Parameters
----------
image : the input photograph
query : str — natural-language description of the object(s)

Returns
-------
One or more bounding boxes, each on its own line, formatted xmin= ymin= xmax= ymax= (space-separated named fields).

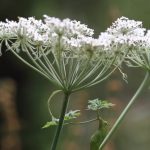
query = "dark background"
xmin=0 ymin=0 xmax=150 ymax=150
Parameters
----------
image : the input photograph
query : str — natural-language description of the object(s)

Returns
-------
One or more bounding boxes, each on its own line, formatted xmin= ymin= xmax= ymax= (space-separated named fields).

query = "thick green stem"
xmin=51 ymin=92 xmax=70 ymax=150
xmin=99 ymin=71 xmax=150 ymax=150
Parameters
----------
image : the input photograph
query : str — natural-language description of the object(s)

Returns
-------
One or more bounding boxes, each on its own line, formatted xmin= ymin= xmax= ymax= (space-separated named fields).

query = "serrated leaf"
xmin=64 ymin=110 xmax=80 ymax=121
xmin=42 ymin=117 xmax=59 ymax=128
xmin=88 ymin=99 xmax=114 ymax=111
xmin=42 ymin=110 xmax=80 ymax=129
xmin=100 ymin=100 xmax=115 ymax=108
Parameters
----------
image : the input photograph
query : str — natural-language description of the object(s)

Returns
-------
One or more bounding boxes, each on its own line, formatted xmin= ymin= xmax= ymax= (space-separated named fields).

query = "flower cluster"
xmin=0 ymin=15 xmax=149 ymax=91
xmin=104 ymin=17 xmax=150 ymax=70
xmin=106 ymin=17 xmax=146 ymax=46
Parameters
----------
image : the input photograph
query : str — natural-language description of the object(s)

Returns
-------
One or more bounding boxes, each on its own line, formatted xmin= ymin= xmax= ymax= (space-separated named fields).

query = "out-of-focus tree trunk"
xmin=0 ymin=78 xmax=22 ymax=150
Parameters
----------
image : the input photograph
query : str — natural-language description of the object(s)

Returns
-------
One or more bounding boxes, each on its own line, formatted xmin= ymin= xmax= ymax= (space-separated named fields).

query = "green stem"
xmin=99 ymin=71 xmax=150 ymax=150
xmin=51 ymin=92 xmax=71 ymax=150
xmin=64 ymin=118 xmax=97 ymax=125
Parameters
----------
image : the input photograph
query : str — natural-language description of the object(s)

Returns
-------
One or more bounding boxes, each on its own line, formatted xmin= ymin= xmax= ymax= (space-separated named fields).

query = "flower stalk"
xmin=99 ymin=71 xmax=150 ymax=150
xmin=50 ymin=92 xmax=71 ymax=150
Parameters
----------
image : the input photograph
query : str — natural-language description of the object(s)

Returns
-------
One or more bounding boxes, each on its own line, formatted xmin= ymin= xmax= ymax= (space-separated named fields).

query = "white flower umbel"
xmin=99 ymin=17 xmax=150 ymax=150
xmin=0 ymin=15 xmax=130 ymax=92
xmin=106 ymin=16 xmax=145 ymax=36
xmin=104 ymin=16 xmax=150 ymax=71
xmin=125 ymin=31 xmax=150 ymax=70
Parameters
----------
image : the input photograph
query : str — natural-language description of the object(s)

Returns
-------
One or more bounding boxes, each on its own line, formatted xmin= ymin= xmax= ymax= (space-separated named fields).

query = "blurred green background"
xmin=0 ymin=0 xmax=150 ymax=150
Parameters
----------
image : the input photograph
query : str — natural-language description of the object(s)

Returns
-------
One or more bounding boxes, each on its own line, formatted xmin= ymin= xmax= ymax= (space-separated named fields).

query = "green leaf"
xmin=42 ymin=117 xmax=59 ymax=128
xmin=64 ymin=110 xmax=80 ymax=121
xmin=88 ymin=99 xmax=114 ymax=111
xmin=42 ymin=110 xmax=80 ymax=128
xmin=42 ymin=121 xmax=57 ymax=128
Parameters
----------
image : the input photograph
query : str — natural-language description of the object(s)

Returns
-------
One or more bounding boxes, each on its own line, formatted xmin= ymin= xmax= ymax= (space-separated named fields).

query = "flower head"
xmin=1 ymin=15 xmax=146 ymax=91
xmin=107 ymin=16 xmax=145 ymax=36
xmin=43 ymin=15 xmax=94 ymax=38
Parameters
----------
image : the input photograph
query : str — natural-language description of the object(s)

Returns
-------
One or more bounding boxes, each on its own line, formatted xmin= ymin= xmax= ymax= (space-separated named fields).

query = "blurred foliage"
xmin=0 ymin=0 xmax=150 ymax=150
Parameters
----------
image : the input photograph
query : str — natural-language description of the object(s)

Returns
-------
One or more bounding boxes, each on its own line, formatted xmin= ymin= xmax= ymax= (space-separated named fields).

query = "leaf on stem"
xmin=42 ymin=110 xmax=80 ymax=128
xmin=64 ymin=110 xmax=80 ymax=121
xmin=42 ymin=117 xmax=59 ymax=128
xmin=88 ymin=98 xmax=114 ymax=111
